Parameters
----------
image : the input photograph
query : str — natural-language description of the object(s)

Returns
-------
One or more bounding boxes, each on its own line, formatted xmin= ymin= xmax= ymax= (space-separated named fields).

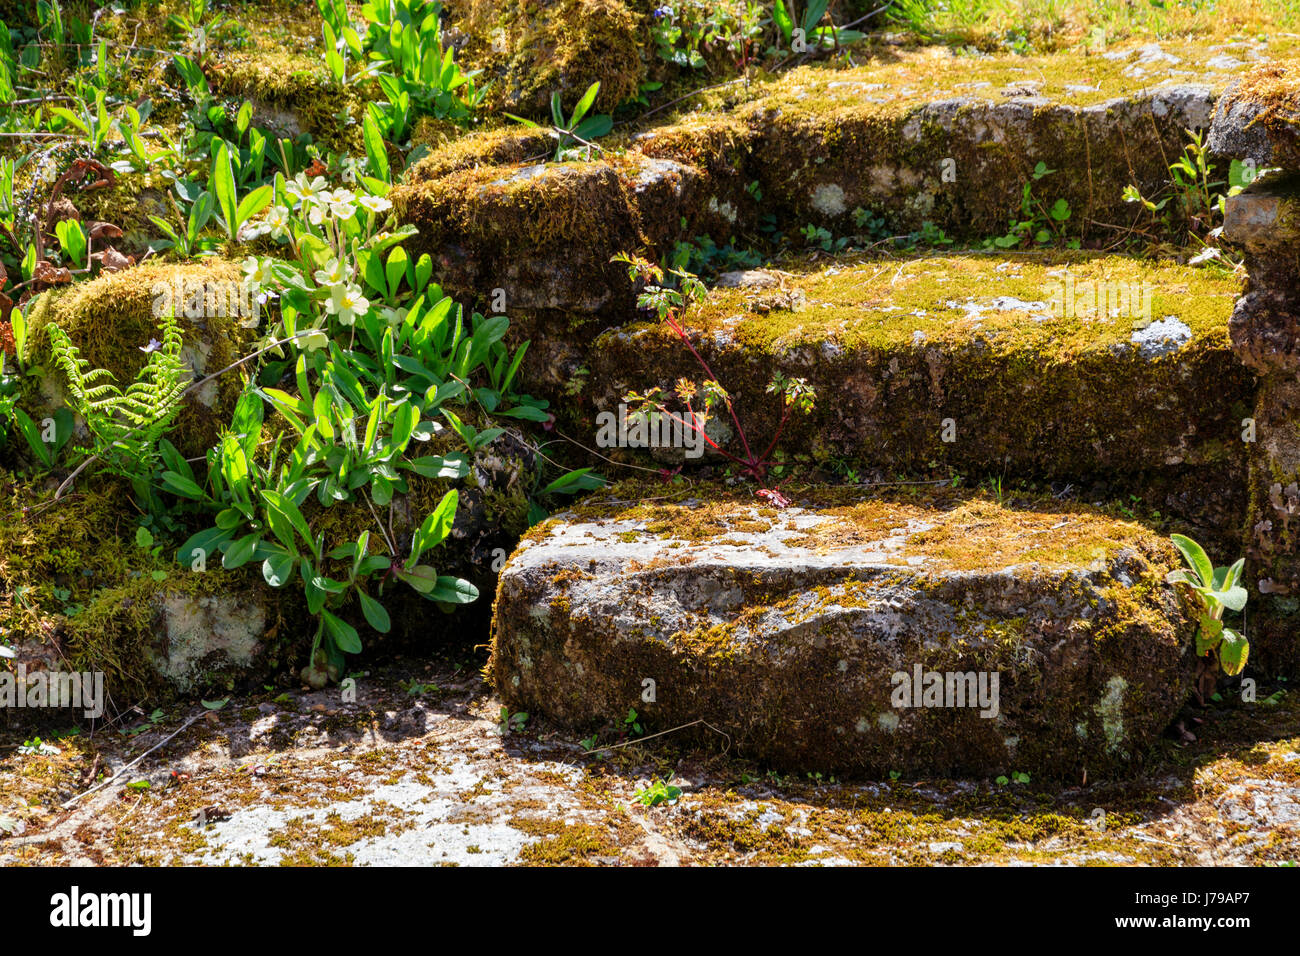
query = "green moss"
xmin=0 ymin=472 xmax=294 ymax=704
xmin=454 ymin=0 xmax=645 ymax=116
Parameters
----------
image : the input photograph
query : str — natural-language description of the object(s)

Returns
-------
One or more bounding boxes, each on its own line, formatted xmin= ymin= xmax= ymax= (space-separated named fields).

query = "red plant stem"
xmin=758 ymin=405 xmax=792 ymax=466
xmin=641 ymin=404 xmax=748 ymax=469
xmin=666 ymin=310 xmax=757 ymax=466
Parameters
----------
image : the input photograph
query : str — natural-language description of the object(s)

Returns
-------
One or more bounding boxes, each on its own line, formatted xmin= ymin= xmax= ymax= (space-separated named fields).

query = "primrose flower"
xmin=241 ymin=255 xmax=274 ymax=293
xmin=313 ymin=258 xmax=348 ymax=288
xmin=139 ymin=338 xmax=163 ymax=354
xmin=307 ymin=198 xmax=331 ymax=227
xmin=327 ymin=284 xmax=369 ymax=326
xmin=264 ymin=204 xmax=291 ymax=239
xmin=357 ymin=194 xmax=392 ymax=215
xmin=327 ymin=188 xmax=358 ymax=220
xmin=285 ymin=172 xmax=328 ymax=206
xmin=298 ymin=328 xmax=330 ymax=351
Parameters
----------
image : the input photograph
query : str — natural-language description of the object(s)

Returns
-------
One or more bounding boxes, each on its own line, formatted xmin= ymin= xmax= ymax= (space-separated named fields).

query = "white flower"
xmin=327 ymin=188 xmax=357 ymax=221
xmin=377 ymin=306 xmax=402 ymax=327
xmin=285 ymin=172 xmax=328 ymax=205
xmin=313 ymin=258 xmax=348 ymax=287
xmin=265 ymin=205 xmax=291 ymax=240
xmin=241 ymin=255 xmax=274 ymax=292
xmin=358 ymin=194 xmax=392 ymax=214
xmin=307 ymin=199 xmax=330 ymax=226
xmin=298 ymin=328 xmax=330 ymax=351
xmin=326 ymin=284 xmax=369 ymax=326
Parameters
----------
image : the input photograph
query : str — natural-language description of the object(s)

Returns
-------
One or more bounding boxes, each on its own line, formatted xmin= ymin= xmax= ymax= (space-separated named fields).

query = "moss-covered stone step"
xmin=578 ymin=253 xmax=1250 ymax=491
xmin=393 ymin=39 xmax=1291 ymax=316
xmin=490 ymin=484 xmax=1195 ymax=778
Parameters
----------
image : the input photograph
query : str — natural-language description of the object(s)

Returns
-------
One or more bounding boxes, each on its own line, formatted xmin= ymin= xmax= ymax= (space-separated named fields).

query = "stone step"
xmin=568 ymin=252 xmax=1250 ymax=540
xmin=490 ymin=484 xmax=1195 ymax=778
xmin=392 ymin=39 xmax=1292 ymax=317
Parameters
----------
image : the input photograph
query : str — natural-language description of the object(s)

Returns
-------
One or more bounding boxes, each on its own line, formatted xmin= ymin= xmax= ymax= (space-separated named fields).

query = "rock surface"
xmin=4 ymin=659 xmax=1295 ymax=866
xmin=490 ymin=487 xmax=1196 ymax=778
xmin=1215 ymin=60 xmax=1300 ymax=673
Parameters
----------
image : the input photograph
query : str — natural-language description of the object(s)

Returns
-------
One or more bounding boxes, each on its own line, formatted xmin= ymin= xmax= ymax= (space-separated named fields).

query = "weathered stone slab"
xmin=394 ymin=42 xmax=1289 ymax=316
xmin=579 ymin=254 xmax=1250 ymax=513
xmin=491 ymin=486 xmax=1195 ymax=778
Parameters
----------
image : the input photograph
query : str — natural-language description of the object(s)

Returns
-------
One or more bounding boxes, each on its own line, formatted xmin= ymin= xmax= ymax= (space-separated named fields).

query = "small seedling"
xmin=623 ymin=707 xmax=643 ymax=736
xmin=634 ymin=777 xmax=682 ymax=807
xmin=498 ymin=706 xmax=527 ymax=735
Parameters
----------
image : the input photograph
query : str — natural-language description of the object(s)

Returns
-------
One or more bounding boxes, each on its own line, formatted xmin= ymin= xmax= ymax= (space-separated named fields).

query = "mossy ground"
xmin=2 ymin=659 xmax=1293 ymax=866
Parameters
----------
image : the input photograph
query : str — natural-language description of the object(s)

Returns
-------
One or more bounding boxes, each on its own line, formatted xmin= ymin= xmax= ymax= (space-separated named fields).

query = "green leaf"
xmin=235 ymin=183 xmax=273 ymax=232
xmin=1216 ymin=586 xmax=1248 ymax=613
xmin=1170 ymin=533 xmax=1213 ymax=588
xmin=773 ymin=0 xmax=794 ymax=42
xmin=263 ymin=489 xmax=316 ymax=555
xmin=262 ymin=550 xmax=295 ymax=587
xmin=426 ymin=576 xmax=479 ymax=605
xmin=222 ymin=532 xmax=261 ymax=570
xmin=362 ymin=106 xmax=390 ymax=183
xmin=571 ymin=81 xmax=600 ymax=126
xmin=211 ymin=141 xmax=237 ymax=238
xmin=1219 ymin=629 xmax=1249 ymax=676
xmin=322 ymin=609 xmax=362 ymax=654
xmin=403 ymin=454 xmax=470 ymax=480
xmin=396 ymin=564 xmax=437 ymax=594
xmin=410 ymin=489 xmax=458 ymax=567
xmin=358 ymin=591 xmax=391 ymax=633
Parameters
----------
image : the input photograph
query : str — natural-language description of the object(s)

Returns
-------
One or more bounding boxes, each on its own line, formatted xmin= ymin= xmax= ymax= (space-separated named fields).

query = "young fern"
xmin=46 ymin=311 xmax=191 ymax=476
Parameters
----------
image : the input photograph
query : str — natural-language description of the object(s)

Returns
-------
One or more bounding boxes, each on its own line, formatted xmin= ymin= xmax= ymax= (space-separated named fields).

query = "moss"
xmin=0 ymin=472 xmax=298 ymax=705
xmin=21 ymin=260 xmax=257 ymax=459
xmin=406 ymin=126 xmax=556 ymax=182
xmin=453 ymin=0 xmax=645 ymax=116
xmin=516 ymin=821 xmax=619 ymax=864
xmin=493 ymin=479 xmax=1194 ymax=779
xmin=583 ymin=251 xmax=1250 ymax=493
xmin=1231 ymin=58 xmax=1300 ymax=137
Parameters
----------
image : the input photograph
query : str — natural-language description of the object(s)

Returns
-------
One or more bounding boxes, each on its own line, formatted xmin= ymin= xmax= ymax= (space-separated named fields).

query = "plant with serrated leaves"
xmin=611 ymin=252 xmax=816 ymax=488
xmin=1166 ymin=533 xmax=1249 ymax=681
xmin=45 ymin=311 xmax=190 ymax=482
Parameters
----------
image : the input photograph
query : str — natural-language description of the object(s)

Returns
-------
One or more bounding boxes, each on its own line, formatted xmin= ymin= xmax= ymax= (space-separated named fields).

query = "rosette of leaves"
xmin=1166 ymin=533 xmax=1249 ymax=676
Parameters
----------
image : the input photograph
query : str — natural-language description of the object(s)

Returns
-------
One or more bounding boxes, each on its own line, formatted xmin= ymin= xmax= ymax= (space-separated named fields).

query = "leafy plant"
xmin=507 ymin=82 xmax=612 ymax=161
xmin=1166 ymin=533 xmax=1249 ymax=679
xmin=773 ymin=0 xmax=864 ymax=51
xmin=46 ymin=310 xmax=190 ymax=483
xmin=634 ymin=776 xmax=682 ymax=807
xmin=1123 ymin=129 xmax=1259 ymax=244
xmin=991 ymin=161 xmax=1073 ymax=248
xmin=498 ymin=706 xmax=528 ymax=735
xmin=611 ymin=252 xmax=817 ymax=488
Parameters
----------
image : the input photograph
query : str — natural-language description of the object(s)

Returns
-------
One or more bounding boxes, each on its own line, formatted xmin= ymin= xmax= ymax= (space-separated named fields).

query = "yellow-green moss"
xmin=454 ymin=0 xmax=645 ymax=116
